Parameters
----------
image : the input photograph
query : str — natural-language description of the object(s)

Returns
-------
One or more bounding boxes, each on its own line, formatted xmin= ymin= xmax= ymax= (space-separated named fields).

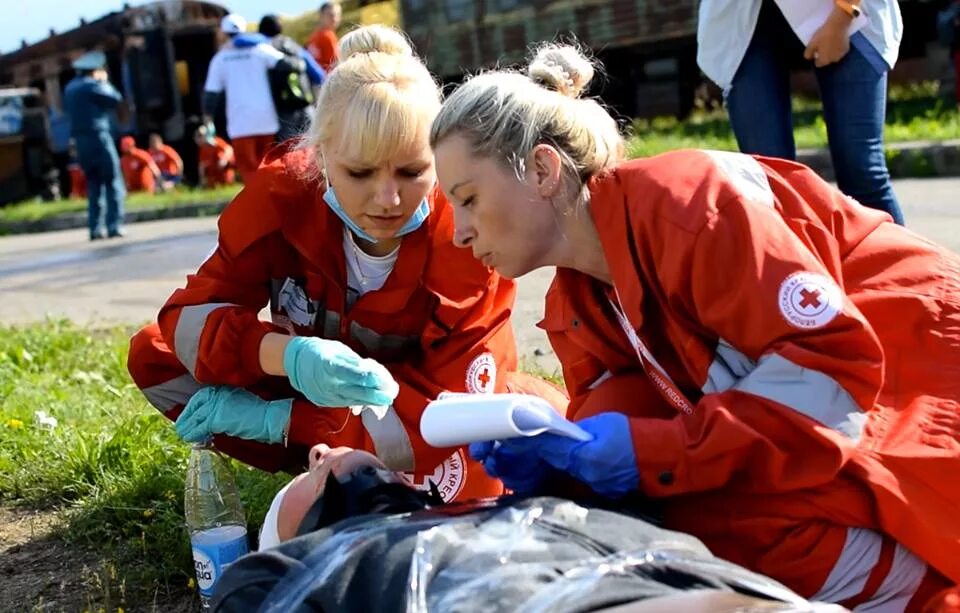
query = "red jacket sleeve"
xmin=157 ymin=172 xmax=295 ymax=386
xmin=289 ymin=249 xmax=519 ymax=473
xmin=624 ymin=155 xmax=884 ymax=498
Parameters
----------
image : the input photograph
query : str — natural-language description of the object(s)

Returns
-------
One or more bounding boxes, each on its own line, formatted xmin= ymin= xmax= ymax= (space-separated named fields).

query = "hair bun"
xmin=339 ymin=25 xmax=413 ymax=61
xmin=527 ymin=44 xmax=595 ymax=98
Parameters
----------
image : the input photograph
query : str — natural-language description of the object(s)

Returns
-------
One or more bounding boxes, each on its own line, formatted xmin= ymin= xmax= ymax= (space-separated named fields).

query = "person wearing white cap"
xmin=202 ymin=13 xmax=294 ymax=181
xmin=63 ymin=50 xmax=127 ymax=240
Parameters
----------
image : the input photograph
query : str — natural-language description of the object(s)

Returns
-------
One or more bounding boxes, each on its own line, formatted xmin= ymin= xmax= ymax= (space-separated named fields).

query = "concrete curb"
xmin=0 ymin=200 xmax=230 ymax=236
xmin=798 ymin=139 xmax=960 ymax=182
xmin=2 ymin=140 xmax=958 ymax=236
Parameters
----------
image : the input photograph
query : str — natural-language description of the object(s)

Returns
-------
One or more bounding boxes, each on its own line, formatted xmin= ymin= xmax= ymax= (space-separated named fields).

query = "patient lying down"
xmin=213 ymin=444 xmax=845 ymax=612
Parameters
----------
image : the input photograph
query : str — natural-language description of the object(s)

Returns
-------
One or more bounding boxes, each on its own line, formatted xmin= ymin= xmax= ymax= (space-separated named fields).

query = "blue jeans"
xmin=75 ymin=131 xmax=126 ymax=237
xmin=725 ymin=2 xmax=904 ymax=225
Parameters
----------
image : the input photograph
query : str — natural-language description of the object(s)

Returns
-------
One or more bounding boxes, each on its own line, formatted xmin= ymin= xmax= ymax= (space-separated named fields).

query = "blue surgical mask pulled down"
xmin=323 ymin=183 xmax=430 ymax=244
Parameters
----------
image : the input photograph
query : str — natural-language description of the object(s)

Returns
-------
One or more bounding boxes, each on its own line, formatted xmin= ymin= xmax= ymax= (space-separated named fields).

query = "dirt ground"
xmin=0 ymin=507 xmax=193 ymax=612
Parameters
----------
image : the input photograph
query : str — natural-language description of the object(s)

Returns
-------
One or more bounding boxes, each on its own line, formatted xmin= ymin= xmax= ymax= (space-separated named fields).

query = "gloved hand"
xmin=176 ymin=386 xmax=291 ymax=444
xmin=283 ymin=336 xmax=399 ymax=408
xmin=475 ymin=413 xmax=640 ymax=498
xmin=469 ymin=440 xmax=552 ymax=495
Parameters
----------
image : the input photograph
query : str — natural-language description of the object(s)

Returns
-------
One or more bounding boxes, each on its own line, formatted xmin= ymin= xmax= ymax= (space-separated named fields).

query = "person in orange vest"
xmin=119 ymin=135 xmax=162 ymax=193
xmin=148 ymin=133 xmax=183 ymax=190
xmin=430 ymin=43 xmax=960 ymax=611
xmin=66 ymin=140 xmax=87 ymax=199
xmin=67 ymin=163 xmax=87 ymax=199
xmin=306 ymin=1 xmax=341 ymax=73
xmin=126 ymin=26 xmax=567 ymax=504
xmin=194 ymin=125 xmax=236 ymax=187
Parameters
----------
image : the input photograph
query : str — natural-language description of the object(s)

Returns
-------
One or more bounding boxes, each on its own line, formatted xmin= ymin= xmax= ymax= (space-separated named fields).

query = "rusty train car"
xmin=0 ymin=1 xmax=227 ymax=148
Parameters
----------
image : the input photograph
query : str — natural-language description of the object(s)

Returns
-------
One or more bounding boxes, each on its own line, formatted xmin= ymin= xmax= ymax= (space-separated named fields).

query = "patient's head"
xmin=260 ymin=444 xmax=403 ymax=548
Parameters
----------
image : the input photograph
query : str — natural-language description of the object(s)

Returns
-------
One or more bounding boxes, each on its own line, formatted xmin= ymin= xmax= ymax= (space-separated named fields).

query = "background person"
xmin=306 ymin=1 xmax=342 ymax=73
xmin=119 ymin=135 xmax=162 ymax=193
xmin=429 ymin=43 xmax=960 ymax=610
xmin=258 ymin=14 xmax=327 ymax=143
xmin=148 ymin=133 xmax=184 ymax=189
xmin=127 ymin=26 xmax=566 ymax=503
xmin=697 ymin=0 xmax=905 ymax=225
xmin=62 ymin=50 xmax=126 ymax=240
xmin=202 ymin=13 xmax=288 ymax=181
xmin=194 ymin=125 xmax=235 ymax=187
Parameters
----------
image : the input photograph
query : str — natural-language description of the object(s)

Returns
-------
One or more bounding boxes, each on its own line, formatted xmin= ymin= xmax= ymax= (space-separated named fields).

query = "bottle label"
xmin=191 ymin=527 xmax=249 ymax=598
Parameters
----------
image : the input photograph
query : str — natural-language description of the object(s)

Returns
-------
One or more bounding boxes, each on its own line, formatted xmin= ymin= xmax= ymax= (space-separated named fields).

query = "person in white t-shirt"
xmin=202 ymin=14 xmax=292 ymax=181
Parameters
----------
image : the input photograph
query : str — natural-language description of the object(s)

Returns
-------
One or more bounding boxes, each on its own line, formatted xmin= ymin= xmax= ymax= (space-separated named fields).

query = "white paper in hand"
xmin=420 ymin=393 xmax=592 ymax=447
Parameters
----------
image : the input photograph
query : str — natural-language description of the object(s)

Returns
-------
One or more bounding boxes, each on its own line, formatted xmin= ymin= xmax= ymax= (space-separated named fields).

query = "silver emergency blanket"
xmin=252 ymin=497 xmax=842 ymax=612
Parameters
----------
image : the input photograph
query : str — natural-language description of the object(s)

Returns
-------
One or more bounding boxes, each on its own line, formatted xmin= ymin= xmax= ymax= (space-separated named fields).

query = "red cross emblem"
xmin=477 ymin=368 xmax=491 ymax=389
xmin=798 ymin=288 xmax=822 ymax=309
xmin=466 ymin=353 xmax=496 ymax=394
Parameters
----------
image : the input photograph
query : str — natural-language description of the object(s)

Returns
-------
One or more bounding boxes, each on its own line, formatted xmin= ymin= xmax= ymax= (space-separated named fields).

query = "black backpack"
xmin=269 ymin=36 xmax=315 ymax=113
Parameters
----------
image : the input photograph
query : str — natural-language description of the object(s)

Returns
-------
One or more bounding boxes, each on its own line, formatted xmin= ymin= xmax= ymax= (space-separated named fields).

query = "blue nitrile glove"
xmin=175 ymin=386 xmax=292 ymax=444
xmin=283 ymin=336 xmax=399 ymax=408
xmin=469 ymin=440 xmax=552 ymax=495
xmin=480 ymin=413 xmax=640 ymax=498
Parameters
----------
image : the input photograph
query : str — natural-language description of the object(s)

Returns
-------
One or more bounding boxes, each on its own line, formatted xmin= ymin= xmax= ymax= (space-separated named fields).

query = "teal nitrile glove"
xmin=283 ymin=336 xmax=399 ymax=408
xmin=175 ymin=386 xmax=292 ymax=444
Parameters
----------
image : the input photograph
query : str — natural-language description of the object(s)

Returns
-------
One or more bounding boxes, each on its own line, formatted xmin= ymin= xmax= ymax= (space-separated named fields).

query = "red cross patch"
xmin=465 ymin=352 xmax=496 ymax=394
xmin=778 ymin=271 xmax=842 ymax=329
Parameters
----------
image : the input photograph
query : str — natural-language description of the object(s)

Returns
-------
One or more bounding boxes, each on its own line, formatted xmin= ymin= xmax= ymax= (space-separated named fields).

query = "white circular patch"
xmin=778 ymin=271 xmax=842 ymax=329
xmin=401 ymin=450 xmax=466 ymax=502
xmin=465 ymin=352 xmax=496 ymax=394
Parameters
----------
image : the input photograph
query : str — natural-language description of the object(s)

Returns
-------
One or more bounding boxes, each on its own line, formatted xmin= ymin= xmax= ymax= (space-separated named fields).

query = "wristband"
xmin=835 ymin=0 xmax=862 ymax=19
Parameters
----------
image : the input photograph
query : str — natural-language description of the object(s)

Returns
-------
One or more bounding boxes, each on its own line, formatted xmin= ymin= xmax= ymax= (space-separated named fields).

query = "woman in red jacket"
xmin=127 ymin=26 xmax=566 ymax=503
xmin=430 ymin=43 xmax=960 ymax=609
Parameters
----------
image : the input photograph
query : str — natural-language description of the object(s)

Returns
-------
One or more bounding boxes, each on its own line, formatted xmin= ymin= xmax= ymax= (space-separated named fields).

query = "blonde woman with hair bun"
xmin=127 ymin=25 xmax=567 ymax=512
xmin=432 ymin=42 xmax=960 ymax=608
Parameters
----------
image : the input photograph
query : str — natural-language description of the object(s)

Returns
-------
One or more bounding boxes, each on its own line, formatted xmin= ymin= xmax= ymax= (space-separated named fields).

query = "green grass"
xmin=0 ymin=184 xmax=241 ymax=225
xmin=0 ymin=320 xmax=287 ymax=609
xmin=626 ymin=82 xmax=960 ymax=158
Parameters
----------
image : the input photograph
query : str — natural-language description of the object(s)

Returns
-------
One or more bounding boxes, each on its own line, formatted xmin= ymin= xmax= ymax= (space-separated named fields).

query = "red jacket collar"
xmin=587 ymin=167 xmax=646 ymax=330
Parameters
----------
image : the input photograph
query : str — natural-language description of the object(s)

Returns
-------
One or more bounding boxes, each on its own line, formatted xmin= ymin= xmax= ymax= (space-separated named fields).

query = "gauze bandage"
xmin=258 ymin=480 xmax=294 ymax=550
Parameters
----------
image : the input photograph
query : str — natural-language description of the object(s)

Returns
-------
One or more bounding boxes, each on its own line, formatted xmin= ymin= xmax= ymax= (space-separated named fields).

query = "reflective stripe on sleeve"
xmin=812 ymin=527 xmax=882 ymax=603
xmin=360 ymin=406 xmax=415 ymax=471
xmin=812 ymin=527 xmax=927 ymax=610
xmin=173 ymin=302 xmax=238 ymax=374
xmin=588 ymin=370 xmax=613 ymax=391
xmin=701 ymin=338 xmax=756 ymax=395
xmin=857 ymin=544 xmax=927 ymax=612
xmin=731 ymin=353 xmax=867 ymax=440
xmin=702 ymin=150 xmax=775 ymax=208
xmin=141 ymin=374 xmax=205 ymax=413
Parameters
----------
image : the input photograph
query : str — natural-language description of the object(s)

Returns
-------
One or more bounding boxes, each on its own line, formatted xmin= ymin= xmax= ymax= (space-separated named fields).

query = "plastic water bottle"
xmin=184 ymin=443 xmax=249 ymax=610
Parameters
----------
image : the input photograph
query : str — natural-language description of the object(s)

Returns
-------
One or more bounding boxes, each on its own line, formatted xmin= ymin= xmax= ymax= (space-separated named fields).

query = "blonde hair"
xmin=430 ymin=43 xmax=623 ymax=193
xmin=304 ymin=25 xmax=440 ymax=169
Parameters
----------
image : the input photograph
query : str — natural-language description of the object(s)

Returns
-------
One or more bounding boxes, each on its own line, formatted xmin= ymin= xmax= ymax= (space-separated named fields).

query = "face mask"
xmin=322 ymin=167 xmax=432 ymax=244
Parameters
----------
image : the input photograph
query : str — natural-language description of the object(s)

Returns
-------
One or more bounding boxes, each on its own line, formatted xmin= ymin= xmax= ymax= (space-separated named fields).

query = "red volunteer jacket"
xmin=542 ymin=150 xmax=960 ymax=598
xmin=138 ymin=147 xmax=561 ymax=502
